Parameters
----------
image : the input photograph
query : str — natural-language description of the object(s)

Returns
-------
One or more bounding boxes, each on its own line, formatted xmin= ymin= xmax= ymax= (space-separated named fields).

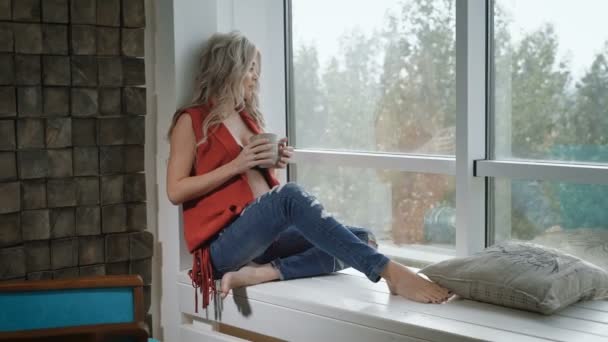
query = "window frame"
xmin=285 ymin=0 xmax=488 ymax=261
xmin=284 ymin=0 xmax=608 ymax=264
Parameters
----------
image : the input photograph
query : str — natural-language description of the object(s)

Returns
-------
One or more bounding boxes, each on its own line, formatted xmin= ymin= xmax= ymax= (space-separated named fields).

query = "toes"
xmin=428 ymin=287 xmax=445 ymax=299
xmin=440 ymin=290 xmax=452 ymax=301
xmin=416 ymin=295 xmax=429 ymax=303
xmin=419 ymin=293 xmax=434 ymax=303
xmin=430 ymin=284 xmax=451 ymax=299
xmin=425 ymin=290 xmax=446 ymax=303
xmin=428 ymin=295 xmax=442 ymax=303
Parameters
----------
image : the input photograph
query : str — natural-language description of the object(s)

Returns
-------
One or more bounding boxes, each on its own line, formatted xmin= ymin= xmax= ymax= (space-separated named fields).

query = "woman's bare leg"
xmin=381 ymin=261 xmax=451 ymax=303
xmin=221 ymin=259 xmax=452 ymax=303
xmin=220 ymin=263 xmax=280 ymax=298
xmin=219 ymin=240 xmax=379 ymax=298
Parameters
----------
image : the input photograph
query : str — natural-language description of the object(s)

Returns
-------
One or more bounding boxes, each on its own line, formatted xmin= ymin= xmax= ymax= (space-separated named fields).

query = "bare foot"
xmin=381 ymin=261 xmax=451 ymax=304
xmin=220 ymin=263 xmax=280 ymax=299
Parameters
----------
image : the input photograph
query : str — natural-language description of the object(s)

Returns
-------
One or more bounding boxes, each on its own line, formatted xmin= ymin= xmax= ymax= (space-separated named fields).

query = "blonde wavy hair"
xmin=167 ymin=31 xmax=265 ymax=144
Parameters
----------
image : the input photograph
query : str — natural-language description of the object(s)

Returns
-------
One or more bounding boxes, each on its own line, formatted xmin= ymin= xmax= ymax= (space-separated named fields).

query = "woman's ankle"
xmin=253 ymin=263 xmax=281 ymax=282
xmin=380 ymin=260 xmax=417 ymax=284
xmin=380 ymin=260 xmax=397 ymax=283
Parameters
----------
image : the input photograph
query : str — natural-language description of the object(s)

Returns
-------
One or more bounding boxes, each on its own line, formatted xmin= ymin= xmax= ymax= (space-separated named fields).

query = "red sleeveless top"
xmin=180 ymin=104 xmax=280 ymax=311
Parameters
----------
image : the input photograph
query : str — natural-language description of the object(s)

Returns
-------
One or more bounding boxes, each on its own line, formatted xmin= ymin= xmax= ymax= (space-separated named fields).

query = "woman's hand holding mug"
xmin=230 ymin=137 xmax=276 ymax=174
xmin=249 ymin=133 xmax=294 ymax=169
xmin=275 ymin=137 xmax=294 ymax=169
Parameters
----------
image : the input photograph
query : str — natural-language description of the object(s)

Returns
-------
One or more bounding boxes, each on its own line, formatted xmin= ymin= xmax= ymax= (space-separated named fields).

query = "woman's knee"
xmin=275 ymin=182 xmax=306 ymax=197
xmin=275 ymin=182 xmax=316 ymax=204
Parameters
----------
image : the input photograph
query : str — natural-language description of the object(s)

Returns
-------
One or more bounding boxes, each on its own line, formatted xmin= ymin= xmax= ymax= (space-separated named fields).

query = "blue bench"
xmin=0 ymin=275 xmax=156 ymax=342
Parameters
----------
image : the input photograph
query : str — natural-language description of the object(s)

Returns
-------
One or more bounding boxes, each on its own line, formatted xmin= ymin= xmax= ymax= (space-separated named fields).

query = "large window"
xmin=289 ymin=0 xmax=457 ymax=257
xmin=291 ymin=0 xmax=456 ymax=155
xmin=287 ymin=0 xmax=608 ymax=266
xmin=493 ymin=0 xmax=608 ymax=163
xmin=490 ymin=0 xmax=608 ymax=265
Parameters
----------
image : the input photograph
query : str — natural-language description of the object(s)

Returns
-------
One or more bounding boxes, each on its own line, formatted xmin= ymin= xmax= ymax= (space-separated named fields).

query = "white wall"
xmin=232 ymin=0 xmax=288 ymax=141
xmin=144 ymin=0 xmax=161 ymax=338
xmin=153 ymin=1 xmax=286 ymax=340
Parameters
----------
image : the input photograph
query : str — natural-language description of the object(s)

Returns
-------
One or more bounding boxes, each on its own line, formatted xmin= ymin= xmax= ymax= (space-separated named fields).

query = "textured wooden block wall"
xmin=0 ymin=0 xmax=151 ymax=327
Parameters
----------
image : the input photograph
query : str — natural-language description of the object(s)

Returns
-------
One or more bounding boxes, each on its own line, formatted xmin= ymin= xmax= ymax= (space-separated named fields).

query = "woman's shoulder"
xmin=172 ymin=104 xmax=208 ymax=139
xmin=179 ymin=103 xmax=213 ymax=127
xmin=181 ymin=103 xmax=211 ymax=117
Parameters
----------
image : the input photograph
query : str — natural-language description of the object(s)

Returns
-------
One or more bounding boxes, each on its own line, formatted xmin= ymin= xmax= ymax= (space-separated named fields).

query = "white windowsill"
xmin=176 ymin=268 xmax=608 ymax=342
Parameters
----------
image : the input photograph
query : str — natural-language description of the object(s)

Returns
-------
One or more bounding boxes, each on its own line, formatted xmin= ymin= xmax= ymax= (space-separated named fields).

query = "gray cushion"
xmin=419 ymin=241 xmax=608 ymax=314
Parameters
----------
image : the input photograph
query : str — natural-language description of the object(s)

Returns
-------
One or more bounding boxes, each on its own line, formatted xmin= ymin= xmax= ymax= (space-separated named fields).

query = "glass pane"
xmin=493 ymin=0 xmax=608 ymax=163
xmin=295 ymin=164 xmax=456 ymax=249
xmin=291 ymin=0 xmax=455 ymax=155
xmin=493 ymin=178 xmax=608 ymax=270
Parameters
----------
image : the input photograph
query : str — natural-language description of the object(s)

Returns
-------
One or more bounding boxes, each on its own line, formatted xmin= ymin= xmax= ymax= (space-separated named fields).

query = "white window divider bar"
xmin=475 ymin=159 xmax=608 ymax=185
xmin=292 ymin=149 xmax=455 ymax=175
xmin=455 ymin=0 xmax=487 ymax=256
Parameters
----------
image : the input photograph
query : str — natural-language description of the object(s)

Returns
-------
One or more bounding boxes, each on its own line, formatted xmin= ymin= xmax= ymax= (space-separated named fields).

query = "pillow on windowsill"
xmin=419 ymin=241 xmax=608 ymax=315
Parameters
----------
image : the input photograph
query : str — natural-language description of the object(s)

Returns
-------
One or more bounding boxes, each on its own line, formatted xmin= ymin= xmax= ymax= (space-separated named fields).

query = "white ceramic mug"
xmin=250 ymin=133 xmax=280 ymax=168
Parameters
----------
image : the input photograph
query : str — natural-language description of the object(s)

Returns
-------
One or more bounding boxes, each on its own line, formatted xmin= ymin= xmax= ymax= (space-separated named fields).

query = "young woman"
xmin=167 ymin=31 xmax=451 ymax=310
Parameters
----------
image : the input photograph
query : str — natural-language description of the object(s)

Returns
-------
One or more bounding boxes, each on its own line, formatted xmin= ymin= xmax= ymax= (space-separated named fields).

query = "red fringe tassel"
xmin=188 ymin=247 xmax=216 ymax=313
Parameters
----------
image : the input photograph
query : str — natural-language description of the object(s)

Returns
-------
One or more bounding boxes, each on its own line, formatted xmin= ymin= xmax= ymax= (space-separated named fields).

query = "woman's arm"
xmin=166 ymin=113 xmax=239 ymax=205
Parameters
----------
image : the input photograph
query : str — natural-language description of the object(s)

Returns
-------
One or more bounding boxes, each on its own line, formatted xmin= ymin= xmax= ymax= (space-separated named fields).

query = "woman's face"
xmin=242 ymin=54 xmax=259 ymax=103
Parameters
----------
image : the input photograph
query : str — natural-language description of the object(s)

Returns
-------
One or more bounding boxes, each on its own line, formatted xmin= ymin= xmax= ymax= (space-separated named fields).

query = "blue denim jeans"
xmin=209 ymin=182 xmax=390 ymax=282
